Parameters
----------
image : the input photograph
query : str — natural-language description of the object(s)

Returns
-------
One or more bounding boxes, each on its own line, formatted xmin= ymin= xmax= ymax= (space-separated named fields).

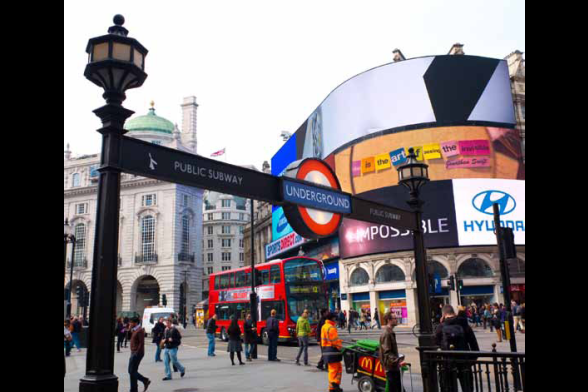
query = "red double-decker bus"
xmin=208 ymin=256 xmax=328 ymax=344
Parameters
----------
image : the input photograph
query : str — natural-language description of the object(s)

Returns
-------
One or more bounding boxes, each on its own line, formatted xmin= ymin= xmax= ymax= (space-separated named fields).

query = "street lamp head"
xmin=64 ymin=218 xmax=72 ymax=237
xmin=84 ymin=15 xmax=148 ymax=105
xmin=397 ymin=147 xmax=430 ymax=196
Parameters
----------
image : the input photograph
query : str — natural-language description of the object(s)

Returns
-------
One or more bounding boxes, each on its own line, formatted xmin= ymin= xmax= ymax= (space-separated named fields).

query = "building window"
xmin=239 ymin=239 xmax=244 ymax=248
xmin=222 ymin=199 xmax=231 ymax=208
xmin=141 ymin=215 xmax=156 ymax=260
xmin=240 ymin=253 xmax=244 ymax=262
xmin=509 ymin=258 xmax=526 ymax=278
xmin=182 ymin=195 xmax=190 ymax=207
xmin=222 ymin=239 xmax=232 ymax=248
xmin=75 ymin=203 xmax=88 ymax=215
xmin=207 ymin=239 xmax=214 ymax=249
xmin=222 ymin=252 xmax=231 ymax=262
xmin=208 ymin=213 xmax=214 ymax=221
xmin=181 ymin=215 xmax=190 ymax=255
xmin=222 ymin=266 xmax=231 ymax=271
xmin=239 ymin=226 xmax=244 ymax=234
xmin=208 ymin=267 xmax=214 ymax=275
xmin=240 ymin=213 xmax=245 ymax=221
xmin=350 ymin=268 xmax=369 ymax=286
xmin=222 ymin=226 xmax=231 ymax=234
xmin=222 ymin=212 xmax=231 ymax=220
xmin=457 ymin=258 xmax=493 ymax=278
xmin=142 ymin=194 xmax=157 ymax=207
xmin=73 ymin=223 xmax=86 ymax=266
xmin=207 ymin=226 xmax=214 ymax=235
xmin=521 ymin=105 xmax=525 ymax=120
xmin=375 ymin=265 xmax=405 ymax=283
xmin=72 ymin=173 xmax=81 ymax=188
xmin=207 ymin=253 xmax=214 ymax=262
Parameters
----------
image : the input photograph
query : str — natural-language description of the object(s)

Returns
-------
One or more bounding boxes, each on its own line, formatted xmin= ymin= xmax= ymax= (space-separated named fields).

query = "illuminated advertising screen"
xmin=271 ymin=55 xmax=525 ymax=252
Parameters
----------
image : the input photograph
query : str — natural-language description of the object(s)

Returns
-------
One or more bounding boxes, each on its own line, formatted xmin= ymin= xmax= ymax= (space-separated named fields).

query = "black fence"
xmin=423 ymin=345 xmax=525 ymax=392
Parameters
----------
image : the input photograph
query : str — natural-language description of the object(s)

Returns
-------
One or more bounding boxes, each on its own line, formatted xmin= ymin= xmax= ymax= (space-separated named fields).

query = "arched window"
xmin=74 ymin=223 xmax=86 ymax=266
xmin=412 ymin=261 xmax=449 ymax=281
xmin=72 ymin=173 xmax=80 ymax=187
xmin=509 ymin=258 xmax=525 ymax=278
xmin=458 ymin=258 xmax=493 ymax=278
xmin=181 ymin=215 xmax=190 ymax=255
xmin=376 ymin=264 xmax=405 ymax=283
xmin=141 ymin=216 xmax=156 ymax=262
xmin=350 ymin=268 xmax=369 ymax=286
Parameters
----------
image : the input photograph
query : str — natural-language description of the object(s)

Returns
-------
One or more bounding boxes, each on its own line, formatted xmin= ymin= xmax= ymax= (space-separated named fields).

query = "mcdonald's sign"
xmin=358 ymin=356 xmax=386 ymax=381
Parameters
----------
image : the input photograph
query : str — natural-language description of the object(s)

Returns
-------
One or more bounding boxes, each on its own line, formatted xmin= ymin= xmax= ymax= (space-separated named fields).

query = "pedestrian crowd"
xmin=455 ymin=301 xmax=526 ymax=343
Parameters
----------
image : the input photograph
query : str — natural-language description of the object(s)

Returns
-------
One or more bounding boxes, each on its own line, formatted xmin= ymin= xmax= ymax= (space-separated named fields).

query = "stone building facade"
xmin=64 ymin=97 xmax=204 ymax=319
xmin=506 ymin=50 xmax=525 ymax=161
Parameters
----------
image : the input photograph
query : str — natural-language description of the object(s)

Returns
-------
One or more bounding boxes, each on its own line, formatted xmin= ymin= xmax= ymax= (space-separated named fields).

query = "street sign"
xmin=282 ymin=178 xmax=351 ymax=214
xmin=119 ymin=136 xmax=416 ymax=231
xmin=350 ymin=197 xmax=417 ymax=231
xmin=120 ymin=136 xmax=281 ymax=203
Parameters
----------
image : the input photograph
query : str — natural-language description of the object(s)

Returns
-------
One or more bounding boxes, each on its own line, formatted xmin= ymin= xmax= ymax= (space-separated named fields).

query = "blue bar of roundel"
xmin=283 ymin=180 xmax=352 ymax=214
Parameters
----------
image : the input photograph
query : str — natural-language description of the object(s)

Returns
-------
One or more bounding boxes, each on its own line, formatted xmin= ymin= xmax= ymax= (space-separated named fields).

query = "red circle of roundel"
xmin=293 ymin=159 xmax=343 ymax=237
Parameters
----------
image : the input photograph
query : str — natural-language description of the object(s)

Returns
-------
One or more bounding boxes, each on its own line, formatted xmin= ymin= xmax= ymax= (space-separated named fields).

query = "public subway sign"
xmin=119 ymin=136 xmax=281 ymax=203
xmin=119 ymin=136 xmax=416 ymax=239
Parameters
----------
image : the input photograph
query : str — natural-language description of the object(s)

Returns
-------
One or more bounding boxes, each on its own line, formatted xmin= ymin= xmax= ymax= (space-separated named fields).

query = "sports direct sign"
xmin=265 ymin=231 xmax=307 ymax=259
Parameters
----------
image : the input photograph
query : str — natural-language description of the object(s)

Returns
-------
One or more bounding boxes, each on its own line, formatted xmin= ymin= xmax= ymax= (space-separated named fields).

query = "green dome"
xmin=125 ymin=105 xmax=174 ymax=135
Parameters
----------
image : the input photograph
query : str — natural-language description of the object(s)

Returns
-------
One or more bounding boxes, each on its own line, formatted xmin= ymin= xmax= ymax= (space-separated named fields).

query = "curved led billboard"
xmin=270 ymin=55 xmax=525 ymax=257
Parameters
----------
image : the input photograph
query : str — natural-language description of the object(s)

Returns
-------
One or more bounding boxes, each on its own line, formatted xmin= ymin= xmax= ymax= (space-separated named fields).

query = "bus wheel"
xmin=221 ymin=328 xmax=229 ymax=342
xmin=262 ymin=329 xmax=270 ymax=346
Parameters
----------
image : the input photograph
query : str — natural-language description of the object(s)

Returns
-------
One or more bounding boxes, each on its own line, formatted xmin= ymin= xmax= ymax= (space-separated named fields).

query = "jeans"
xmin=207 ymin=333 xmax=216 ymax=356
xmin=71 ymin=332 xmax=81 ymax=350
xmin=164 ymin=348 xmax=185 ymax=379
xmin=296 ymin=336 xmax=309 ymax=364
xmin=268 ymin=333 xmax=278 ymax=361
xmin=129 ymin=353 xmax=148 ymax=392
xmin=155 ymin=343 xmax=162 ymax=361
xmin=244 ymin=343 xmax=251 ymax=359
xmin=64 ymin=340 xmax=72 ymax=356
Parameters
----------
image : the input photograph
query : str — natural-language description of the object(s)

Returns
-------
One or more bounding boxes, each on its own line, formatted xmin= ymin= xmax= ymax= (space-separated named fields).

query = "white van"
xmin=142 ymin=307 xmax=181 ymax=336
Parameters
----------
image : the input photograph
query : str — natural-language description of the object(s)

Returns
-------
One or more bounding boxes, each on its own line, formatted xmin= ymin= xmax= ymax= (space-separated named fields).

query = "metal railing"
xmin=178 ymin=252 xmax=195 ymax=262
xmin=423 ymin=345 xmax=525 ymax=392
xmin=135 ymin=253 xmax=158 ymax=264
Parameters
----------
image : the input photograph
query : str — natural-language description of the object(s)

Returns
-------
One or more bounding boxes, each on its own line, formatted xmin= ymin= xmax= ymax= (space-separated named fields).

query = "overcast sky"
xmin=64 ymin=0 xmax=525 ymax=168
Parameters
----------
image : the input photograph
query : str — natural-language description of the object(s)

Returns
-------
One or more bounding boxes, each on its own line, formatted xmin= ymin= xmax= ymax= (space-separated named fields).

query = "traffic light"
xmin=76 ymin=285 xmax=83 ymax=299
xmin=458 ymin=279 xmax=464 ymax=292
xmin=448 ymin=276 xmax=456 ymax=291
xmin=162 ymin=294 xmax=167 ymax=307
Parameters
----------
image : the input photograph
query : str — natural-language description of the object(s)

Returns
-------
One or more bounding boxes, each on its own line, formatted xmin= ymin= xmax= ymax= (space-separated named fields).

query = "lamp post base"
xmin=79 ymin=374 xmax=118 ymax=392
xmin=416 ymin=333 xmax=439 ymax=392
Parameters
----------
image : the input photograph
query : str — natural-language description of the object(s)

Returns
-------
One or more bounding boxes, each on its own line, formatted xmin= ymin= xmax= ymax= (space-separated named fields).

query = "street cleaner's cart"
xmin=342 ymin=339 xmax=412 ymax=392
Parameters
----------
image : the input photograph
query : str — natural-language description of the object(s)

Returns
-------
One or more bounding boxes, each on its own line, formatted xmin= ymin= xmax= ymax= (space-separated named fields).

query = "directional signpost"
xmin=119 ymin=136 xmax=416 ymax=231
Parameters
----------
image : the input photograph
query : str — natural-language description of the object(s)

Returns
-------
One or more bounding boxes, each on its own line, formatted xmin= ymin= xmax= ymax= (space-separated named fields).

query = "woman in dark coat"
xmin=227 ymin=316 xmax=245 ymax=366
xmin=243 ymin=313 xmax=257 ymax=362
xmin=115 ymin=317 xmax=126 ymax=353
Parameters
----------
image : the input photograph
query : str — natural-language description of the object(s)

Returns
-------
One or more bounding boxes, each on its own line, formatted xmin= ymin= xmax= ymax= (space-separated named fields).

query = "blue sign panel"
xmin=434 ymin=273 xmax=442 ymax=294
xmin=272 ymin=206 xmax=294 ymax=240
xmin=323 ymin=262 xmax=340 ymax=281
xmin=282 ymin=179 xmax=352 ymax=214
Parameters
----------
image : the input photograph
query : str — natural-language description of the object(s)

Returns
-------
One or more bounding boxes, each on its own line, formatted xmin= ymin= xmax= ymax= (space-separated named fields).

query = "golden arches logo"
xmin=360 ymin=357 xmax=373 ymax=371
xmin=375 ymin=360 xmax=384 ymax=374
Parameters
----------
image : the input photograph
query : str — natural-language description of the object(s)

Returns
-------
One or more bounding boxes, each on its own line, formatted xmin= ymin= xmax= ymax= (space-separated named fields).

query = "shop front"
xmin=351 ymin=292 xmax=371 ymax=312
xmin=323 ymin=260 xmax=341 ymax=311
xmin=378 ymin=290 xmax=408 ymax=325
xmin=509 ymin=284 xmax=526 ymax=304
xmin=460 ymin=285 xmax=495 ymax=307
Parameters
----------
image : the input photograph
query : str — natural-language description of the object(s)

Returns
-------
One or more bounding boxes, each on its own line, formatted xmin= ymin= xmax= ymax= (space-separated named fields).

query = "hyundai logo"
xmin=472 ymin=190 xmax=516 ymax=215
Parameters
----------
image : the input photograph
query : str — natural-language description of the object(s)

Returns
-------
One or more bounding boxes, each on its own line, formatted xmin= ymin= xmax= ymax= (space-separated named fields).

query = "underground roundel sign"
xmin=282 ymin=159 xmax=348 ymax=239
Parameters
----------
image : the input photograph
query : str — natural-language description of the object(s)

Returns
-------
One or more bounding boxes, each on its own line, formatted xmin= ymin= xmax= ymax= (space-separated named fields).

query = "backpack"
xmin=440 ymin=323 xmax=467 ymax=351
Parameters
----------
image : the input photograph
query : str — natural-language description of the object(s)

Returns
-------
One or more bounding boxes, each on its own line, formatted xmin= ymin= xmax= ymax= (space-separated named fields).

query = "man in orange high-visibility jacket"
xmin=321 ymin=312 xmax=344 ymax=392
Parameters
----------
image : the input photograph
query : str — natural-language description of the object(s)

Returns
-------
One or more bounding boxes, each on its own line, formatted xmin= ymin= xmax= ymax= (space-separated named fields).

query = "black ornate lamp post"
xmin=397 ymin=148 xmax=437 ymax=392
xmin=64 ymin=219 xmax=77 ymax=319
xmin=80 ymin=15 xmax=148 ymax=392
xmin=64 ymin=219 xmax=78 ymax=319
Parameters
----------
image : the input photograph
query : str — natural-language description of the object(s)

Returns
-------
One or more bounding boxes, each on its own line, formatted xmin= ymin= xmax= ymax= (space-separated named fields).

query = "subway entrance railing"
xmin=422 ymin=345 xmax=525 ymax=392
